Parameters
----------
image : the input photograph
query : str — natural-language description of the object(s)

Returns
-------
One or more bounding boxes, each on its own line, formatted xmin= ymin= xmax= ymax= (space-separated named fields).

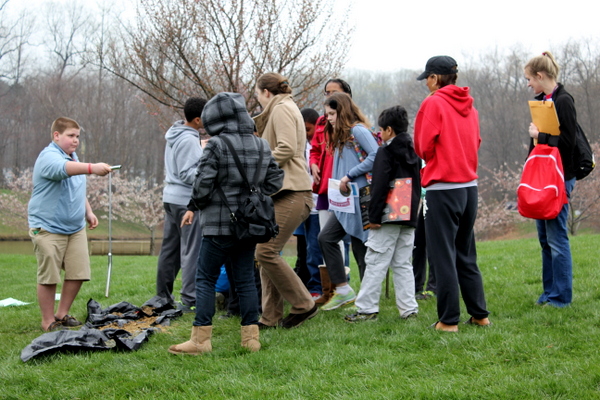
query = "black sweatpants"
xmin=424 ymin=186 xmax=489 ymax=325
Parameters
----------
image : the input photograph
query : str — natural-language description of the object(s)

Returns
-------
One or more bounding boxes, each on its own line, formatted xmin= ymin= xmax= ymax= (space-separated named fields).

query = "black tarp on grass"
xmin=21 ymin=297 xmax=182 ymax=362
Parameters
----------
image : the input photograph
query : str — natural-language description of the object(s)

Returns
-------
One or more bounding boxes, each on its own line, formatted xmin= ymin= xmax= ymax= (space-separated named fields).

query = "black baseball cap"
xmin=416 ymin=56 xmax=458 ymax=80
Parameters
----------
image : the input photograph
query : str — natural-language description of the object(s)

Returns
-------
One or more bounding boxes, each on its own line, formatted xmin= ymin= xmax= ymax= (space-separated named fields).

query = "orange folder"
xmin=529 ymin=100 xmax=560 ymax=136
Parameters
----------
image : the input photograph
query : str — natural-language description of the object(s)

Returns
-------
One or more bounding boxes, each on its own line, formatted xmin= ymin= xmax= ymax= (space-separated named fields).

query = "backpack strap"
xmin=215 ymin=136 xmax=264 ymax=221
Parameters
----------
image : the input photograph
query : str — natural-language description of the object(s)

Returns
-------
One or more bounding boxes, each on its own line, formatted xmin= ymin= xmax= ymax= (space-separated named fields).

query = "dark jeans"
xmin=425 ymin=187 xmax=488 ymax=325
xmin=318 ymin=214 xmax=367 ymax=285
xmin=413 ymin=205 xmax=436 ymax=294
xmin=294 ymin=214 xmax=323 ymax=294
xmin=194 ymin=236 xmax=258 ymax=327
xmin=225 ymin=258 xmax=262 ymax=315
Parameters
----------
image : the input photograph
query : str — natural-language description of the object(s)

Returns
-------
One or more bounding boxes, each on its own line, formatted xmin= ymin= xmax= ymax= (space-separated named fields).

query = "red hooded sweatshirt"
xmin=414 ymin=85 xmax=481 ymax=188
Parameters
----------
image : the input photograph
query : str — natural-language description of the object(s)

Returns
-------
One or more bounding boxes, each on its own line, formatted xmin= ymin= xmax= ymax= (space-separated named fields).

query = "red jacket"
xmin=309 ymin=115 xmax=333 ymax=194
xmin=414 ymin=85 xmax=480 ymax=187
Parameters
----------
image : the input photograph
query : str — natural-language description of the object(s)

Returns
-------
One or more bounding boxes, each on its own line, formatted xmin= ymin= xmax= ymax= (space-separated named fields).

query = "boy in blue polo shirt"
xmin=28 ymin=117 xmax=112 ymax=332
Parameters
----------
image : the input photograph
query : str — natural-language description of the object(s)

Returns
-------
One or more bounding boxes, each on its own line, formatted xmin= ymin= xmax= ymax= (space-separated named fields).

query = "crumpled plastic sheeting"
xmin=21 ymin=297 xmax=182 ymax=362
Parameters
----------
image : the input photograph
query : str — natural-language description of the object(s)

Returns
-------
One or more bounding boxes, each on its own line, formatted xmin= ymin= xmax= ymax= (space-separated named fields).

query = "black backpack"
xmin=215 ymin=136 xmax=279 ymax=243
xmin=574 ymin=124 xmax=595 ymax=180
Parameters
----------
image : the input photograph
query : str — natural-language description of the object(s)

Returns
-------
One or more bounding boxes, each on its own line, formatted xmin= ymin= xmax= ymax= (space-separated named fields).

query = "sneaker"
xmin=310 ymin=292 xmax=322 ymax=299
xmin=344 ymin=312 xmax=378 ymax=322
xmin=321 ymin=288 xmax=356 ymax=311
xmin=401 ymin=312 xmax=418 ymax=320
xmin=279 ymin=304 xmax=319 ymax=329
xmin=176 ymin=302 xmax=196 ymax=314
xmin=415 ymin=291 xmax=435 ymax=300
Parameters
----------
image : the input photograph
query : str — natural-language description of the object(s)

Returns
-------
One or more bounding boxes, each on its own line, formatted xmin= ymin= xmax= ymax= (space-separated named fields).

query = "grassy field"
xmin=1 ymin=235 xmax=600 ymax=399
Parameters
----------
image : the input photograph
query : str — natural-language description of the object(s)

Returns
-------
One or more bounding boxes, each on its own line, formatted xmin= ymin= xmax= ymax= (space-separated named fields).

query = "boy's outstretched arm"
xmin=66 ymin=161 xmax=112 ymax=176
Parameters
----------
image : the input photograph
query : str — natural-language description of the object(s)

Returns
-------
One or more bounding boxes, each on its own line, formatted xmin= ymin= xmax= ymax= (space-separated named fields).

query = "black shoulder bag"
xmin=215 ymin=136 xmax=279 ymax=243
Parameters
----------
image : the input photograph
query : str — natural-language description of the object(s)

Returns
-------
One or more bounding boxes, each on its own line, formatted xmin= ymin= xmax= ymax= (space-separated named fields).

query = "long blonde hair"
xmin=525 ymin=51 xmax=560 ymax=80
xmin=324 ymin=93 xmax=369 ymax=152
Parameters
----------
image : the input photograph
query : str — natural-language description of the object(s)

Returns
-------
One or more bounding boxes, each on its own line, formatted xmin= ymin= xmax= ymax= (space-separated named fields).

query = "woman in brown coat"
xmin=253 ymin=72 xmax=319 ymax=329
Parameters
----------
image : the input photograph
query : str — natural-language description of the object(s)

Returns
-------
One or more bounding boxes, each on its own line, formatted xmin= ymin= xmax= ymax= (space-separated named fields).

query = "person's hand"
xmin=339 ymin=175 xmax=351 ymax=193
xmin=310 ymin=164 xmax=321 ymax=185
xmin=181 ymin=211 xmax=194 ymax=227
xmin=529 ymin=123 xmax=540 ymax=139
xmin=92 ymin=163 xmax=112 ymax=176
xmin=370 ymin=223 xmax=381 ymax=230
xmin=86 ymin=211 xmax=99 ymax=230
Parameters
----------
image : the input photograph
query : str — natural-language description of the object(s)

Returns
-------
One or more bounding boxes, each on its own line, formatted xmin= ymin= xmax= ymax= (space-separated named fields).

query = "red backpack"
xmin=517 ymin=144 xmax=568 ymax=220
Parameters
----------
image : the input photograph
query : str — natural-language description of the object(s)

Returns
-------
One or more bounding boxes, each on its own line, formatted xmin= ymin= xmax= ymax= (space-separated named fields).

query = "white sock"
xmin=336 ymin=285 xmax=351 ymax=295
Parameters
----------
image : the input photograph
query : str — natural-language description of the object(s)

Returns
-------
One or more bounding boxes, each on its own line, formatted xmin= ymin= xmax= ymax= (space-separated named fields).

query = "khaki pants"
xmin=256 ymin=191 xmax=314 ymax=325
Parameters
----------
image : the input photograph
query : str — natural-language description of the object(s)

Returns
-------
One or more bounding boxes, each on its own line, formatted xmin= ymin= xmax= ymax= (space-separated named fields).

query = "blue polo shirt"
xmin=28 ymin=142 xmax=86 ymax=234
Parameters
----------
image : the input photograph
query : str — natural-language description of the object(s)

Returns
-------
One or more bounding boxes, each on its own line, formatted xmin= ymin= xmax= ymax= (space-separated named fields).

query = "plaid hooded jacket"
xmin=191 ymin=92 xmax=284 ymax=236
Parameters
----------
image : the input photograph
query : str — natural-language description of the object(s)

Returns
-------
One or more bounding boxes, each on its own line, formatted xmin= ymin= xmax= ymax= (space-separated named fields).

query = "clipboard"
xmin=529 ymin=101 xmax=560 ymax=136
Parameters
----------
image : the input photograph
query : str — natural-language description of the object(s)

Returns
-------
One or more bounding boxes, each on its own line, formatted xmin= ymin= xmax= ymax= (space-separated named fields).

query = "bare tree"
xmin=102 ymin=0 xmax=352 ymax=112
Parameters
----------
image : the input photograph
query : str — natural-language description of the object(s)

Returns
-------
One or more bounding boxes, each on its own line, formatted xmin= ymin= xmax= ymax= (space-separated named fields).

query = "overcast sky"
xmin=5 ymin=0 xmax=599 ymax=74
xmin=346 ymin=0 xmax=599 ymax=72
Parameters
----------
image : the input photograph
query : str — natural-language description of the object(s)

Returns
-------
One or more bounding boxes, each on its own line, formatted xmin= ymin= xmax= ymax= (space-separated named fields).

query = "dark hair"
xmin=436 ymin=74 xmax=458 ymax=88
xmin=184 ymin=97 xmax=208 ymax=122
xmin=256 ymin=72 xmax=293 ymax=95
xmin=324 ymin=78 xmax=352 ymax=97
xmin=324 ymin=92 xmax=369 ymax=152
xmin=378 ymin=106 xmax=408 ymax=134
xmin=301 ymin=108 xmax=320 ymax=125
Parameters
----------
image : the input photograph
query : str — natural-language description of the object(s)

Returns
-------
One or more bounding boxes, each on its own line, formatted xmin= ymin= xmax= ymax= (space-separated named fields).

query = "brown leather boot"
xmin=315 ymin=265 xmax=333 ymax=305
xmin=168 ymin=326 xmax=212 ymax=355
xmin=241 ymin=325 xmax=261 ymax=352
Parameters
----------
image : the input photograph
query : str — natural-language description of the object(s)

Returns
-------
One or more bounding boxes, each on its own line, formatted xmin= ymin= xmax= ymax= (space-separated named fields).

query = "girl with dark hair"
xmin=253 ymin=72 xmax=319 ymax=329
xmin=318 ymin=92 xmax=378 ymax=311
xmin=525 ymin=51 xmax=577 ymax=307
xmin=414 ymin=56 xmax=490 ymax=332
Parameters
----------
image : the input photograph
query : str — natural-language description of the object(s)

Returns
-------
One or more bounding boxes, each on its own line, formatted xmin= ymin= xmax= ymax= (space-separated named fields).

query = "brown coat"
xmin=254 ymin=94 xmax=312 ymax=193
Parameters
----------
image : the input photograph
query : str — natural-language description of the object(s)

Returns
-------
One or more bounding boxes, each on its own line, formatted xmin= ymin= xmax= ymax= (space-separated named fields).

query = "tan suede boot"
xmin=241 ymin=325 xmax=261 ymax=352
xmin=168 ymin=326 xmax=212 ymax=355
xmin=315 ymin=265 xmax=333 ymax=305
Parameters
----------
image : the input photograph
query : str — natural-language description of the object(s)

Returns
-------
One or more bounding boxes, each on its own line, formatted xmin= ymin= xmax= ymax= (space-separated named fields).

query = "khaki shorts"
xmin=29 ymin=228 xmax=91 ymax=285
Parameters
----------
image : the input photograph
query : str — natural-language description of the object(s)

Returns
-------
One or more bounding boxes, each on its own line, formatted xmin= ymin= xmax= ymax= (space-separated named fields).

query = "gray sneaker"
xmin=344 ymin=312 xmax=378 ymax=323
xmin=176 ymin=302 xmax=196 ymax=314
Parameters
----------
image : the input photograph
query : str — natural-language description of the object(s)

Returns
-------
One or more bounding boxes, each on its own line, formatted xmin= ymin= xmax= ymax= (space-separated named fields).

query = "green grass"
xmin=1 ymin=235 xmax=600 ymax=399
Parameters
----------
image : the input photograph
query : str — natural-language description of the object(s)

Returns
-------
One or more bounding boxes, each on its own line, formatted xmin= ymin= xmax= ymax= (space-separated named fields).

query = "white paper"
xmin=0 ymin=297 xmax=31 ymax=307
xmin=328 ymin=179 xmax=358 ymax=213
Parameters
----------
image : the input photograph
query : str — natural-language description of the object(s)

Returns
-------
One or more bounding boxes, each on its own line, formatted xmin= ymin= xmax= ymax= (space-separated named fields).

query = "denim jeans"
xmin=536 ymin=178 xmax=575 ymax=307
xmin=194 ymin=236 xmax=258 ymax=326
xmin=304 ymin=214 xmax=323 ymax=294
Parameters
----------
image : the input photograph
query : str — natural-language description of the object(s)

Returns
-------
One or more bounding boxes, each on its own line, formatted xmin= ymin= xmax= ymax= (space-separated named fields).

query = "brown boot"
xmin=241 ymin=325 xmax=261 ymax=352
xmin=315 ymin=265 xmax=333 ymax=305
xmin=168 ymin=326 xmax=212 ymax=355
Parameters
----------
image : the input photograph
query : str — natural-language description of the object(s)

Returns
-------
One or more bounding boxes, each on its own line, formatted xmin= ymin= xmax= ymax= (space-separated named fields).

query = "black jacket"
xmin=530 ymin=83 xmax=577 ymax=180
xmin=368 ymin=132 xmax=421 ymax=227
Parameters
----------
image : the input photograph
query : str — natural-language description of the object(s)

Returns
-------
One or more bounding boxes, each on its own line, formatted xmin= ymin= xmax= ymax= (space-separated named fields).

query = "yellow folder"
xmin=529 ymin=101 xmax=560 ymax=136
